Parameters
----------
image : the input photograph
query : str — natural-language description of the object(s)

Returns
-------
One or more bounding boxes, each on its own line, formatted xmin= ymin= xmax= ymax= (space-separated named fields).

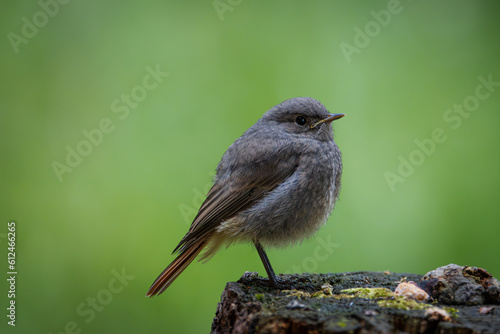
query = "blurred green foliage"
xmin=1 ymin=1 xmax=500 ymax=333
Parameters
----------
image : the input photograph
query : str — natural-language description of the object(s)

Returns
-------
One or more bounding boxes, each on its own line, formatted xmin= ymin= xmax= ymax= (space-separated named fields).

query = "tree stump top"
xmin=212 ymin=269 xmax=500 ymax=334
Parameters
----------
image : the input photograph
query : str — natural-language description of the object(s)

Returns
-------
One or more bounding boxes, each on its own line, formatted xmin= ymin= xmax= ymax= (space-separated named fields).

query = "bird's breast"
xmin=222 ymin=140 xmax=342 ymax=247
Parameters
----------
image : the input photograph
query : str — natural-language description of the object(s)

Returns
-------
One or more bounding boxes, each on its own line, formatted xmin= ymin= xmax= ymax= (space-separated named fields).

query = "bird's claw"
xmin=254 ymin=276 xmax=314 ymax=290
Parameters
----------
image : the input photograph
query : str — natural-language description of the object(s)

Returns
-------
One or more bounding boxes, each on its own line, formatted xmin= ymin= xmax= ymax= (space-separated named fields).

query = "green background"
xmin=1 ymin=1 xmax=500 ymax=333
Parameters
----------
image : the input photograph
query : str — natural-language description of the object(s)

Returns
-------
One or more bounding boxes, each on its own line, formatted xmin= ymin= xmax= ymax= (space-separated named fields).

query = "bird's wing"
xmin=173 ymin=146 xmax=300 ymax=254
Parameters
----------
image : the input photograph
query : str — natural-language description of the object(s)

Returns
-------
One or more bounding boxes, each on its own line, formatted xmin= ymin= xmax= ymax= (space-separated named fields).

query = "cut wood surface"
xmin=211 ymin=267 xmax=500 ymax=334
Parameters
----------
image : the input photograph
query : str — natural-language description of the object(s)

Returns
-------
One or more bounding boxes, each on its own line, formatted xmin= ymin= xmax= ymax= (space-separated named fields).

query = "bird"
xmin=147 ymin=97 xmax=344 ymax=297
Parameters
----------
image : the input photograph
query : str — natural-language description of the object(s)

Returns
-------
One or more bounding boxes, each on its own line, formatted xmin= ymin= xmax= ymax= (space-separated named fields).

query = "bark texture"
xmin=211 ymin=267 xmax=500 ymax=334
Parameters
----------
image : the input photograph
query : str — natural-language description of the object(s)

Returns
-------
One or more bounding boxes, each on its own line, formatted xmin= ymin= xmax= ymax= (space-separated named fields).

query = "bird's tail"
xmin=146 ymin=239 xmax=206 ymax=297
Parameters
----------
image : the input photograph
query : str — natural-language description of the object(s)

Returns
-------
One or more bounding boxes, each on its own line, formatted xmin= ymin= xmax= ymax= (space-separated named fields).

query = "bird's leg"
xmin=254 ymin=241 xmax=290 ymax=288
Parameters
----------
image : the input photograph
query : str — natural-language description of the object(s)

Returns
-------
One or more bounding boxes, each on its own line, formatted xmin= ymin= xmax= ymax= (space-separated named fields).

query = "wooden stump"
xmin=211 ymin=268 xmax=500 ymax=334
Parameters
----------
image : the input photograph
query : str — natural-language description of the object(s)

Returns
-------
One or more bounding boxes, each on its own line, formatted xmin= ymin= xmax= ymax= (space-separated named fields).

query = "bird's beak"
xmin=310 ymin=113 xmax=345 ymax=128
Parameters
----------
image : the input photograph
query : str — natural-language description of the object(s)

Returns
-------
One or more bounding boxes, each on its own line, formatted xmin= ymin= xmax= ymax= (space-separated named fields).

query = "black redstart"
xmin=147 ymin=97 xmax=344 ymax=297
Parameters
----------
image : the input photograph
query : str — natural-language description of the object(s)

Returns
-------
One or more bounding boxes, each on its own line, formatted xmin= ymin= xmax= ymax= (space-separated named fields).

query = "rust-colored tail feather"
xmin=146 ymin=240 xmax=206 ymax=297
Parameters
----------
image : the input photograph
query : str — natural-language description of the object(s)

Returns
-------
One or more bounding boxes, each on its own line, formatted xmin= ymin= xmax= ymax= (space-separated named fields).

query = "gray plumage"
xmin=147 ymin=97 xmax=344 ymax=297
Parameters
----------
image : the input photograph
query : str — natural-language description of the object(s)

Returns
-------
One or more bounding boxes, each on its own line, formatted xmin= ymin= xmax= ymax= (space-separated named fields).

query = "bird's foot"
xmin=254 ymin=276 xmax=314 ymax=290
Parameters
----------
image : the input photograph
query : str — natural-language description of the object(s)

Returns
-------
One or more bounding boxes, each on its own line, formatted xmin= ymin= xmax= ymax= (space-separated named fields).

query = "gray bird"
xmin=147 ymin=97 xmax=344 ymax=297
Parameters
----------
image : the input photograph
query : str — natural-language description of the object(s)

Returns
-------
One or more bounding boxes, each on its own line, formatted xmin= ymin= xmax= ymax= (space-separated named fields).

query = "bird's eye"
xmin=295 ymin=116 xmax=307 ymax=126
